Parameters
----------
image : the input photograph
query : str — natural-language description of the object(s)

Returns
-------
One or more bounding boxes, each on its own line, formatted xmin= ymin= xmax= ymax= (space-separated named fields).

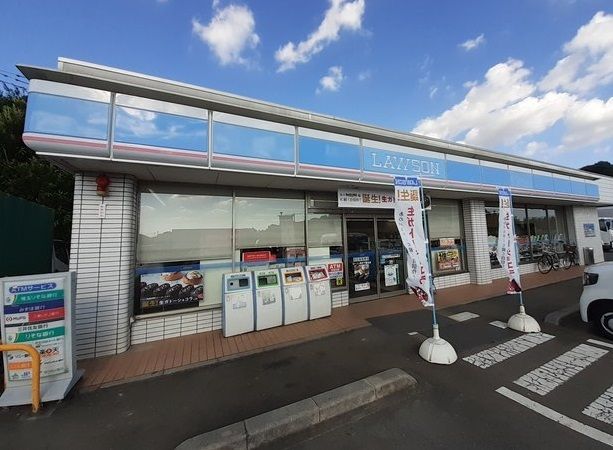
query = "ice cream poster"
xmin=137 ymin=261 xmax=204 ymax=313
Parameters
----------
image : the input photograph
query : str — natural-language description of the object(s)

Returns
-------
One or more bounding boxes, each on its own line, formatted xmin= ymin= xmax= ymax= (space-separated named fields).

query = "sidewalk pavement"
xmin=78 ymin=266 xmax=583 ymax=391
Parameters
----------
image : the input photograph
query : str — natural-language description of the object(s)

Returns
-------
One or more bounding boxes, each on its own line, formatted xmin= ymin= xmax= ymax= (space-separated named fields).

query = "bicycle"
xmin=563 ymin=243 xmax=578 ymax=267
xmin=537 ymin=245 xmax=570 ymax=274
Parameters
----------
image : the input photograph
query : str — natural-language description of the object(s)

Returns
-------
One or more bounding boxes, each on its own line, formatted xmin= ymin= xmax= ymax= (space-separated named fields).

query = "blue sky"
xmin=1 ymin=0 xmax=612 ymax=169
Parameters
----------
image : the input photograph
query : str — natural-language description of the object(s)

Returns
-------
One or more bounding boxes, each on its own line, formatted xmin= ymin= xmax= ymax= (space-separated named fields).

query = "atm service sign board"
xmin=0 ymin=271 xmax=81 ymax=407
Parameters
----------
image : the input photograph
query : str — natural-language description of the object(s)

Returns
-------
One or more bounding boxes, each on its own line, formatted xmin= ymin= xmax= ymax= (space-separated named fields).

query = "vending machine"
xmin=222 ymin=272 xmax=255 ymax=337
xmin=306 ymin=265 xmax=332 ymax=320
xmin=280 ymin=267 xmax=308 ymax=325
xmin=253 ymin=269 xmax=283 ymax=330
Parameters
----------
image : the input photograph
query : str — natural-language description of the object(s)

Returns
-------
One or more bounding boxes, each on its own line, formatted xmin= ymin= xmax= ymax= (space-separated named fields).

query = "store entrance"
xmin=346 ymin=217 xmax=406 ymax=303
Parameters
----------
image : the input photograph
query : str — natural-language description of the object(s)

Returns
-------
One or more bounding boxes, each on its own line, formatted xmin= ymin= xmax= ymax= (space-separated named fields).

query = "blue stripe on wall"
xmin=214 ymin=122 xmax=293 ymax=161
xmin=481 ymin=166 xmax=510 ymax=186
xmin=585 ymin=183 xmax=599 ymax=197
xmin=533 ymin=174 xmax=554 ymax=192
xmin=509 ymin=170 xmax=533 ymax=189
xmin=553 ymin=177 xmax=572 ymax=194
xmin=571 ymin=181 xmax=587 ymax=196
xmin=299 ymin=136 xmax=360 ymax=169
xmin=446 ymin=161 xmax=481 ymax=184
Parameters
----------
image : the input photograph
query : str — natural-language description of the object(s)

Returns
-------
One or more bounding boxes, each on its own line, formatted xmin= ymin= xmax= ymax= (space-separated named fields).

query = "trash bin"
xmin=583 ymin=247 xmax=594 ymax=266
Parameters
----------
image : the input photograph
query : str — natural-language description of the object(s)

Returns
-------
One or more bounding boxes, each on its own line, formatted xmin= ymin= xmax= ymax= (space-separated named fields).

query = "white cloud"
xmin=358 ymin=70 xmax=371 ymax=81
xmin=192 ymin=4 xmax=260 ymax=66
xmin=413 ymin=59 xmax=580 ymax=148
xmin=413 ymin=59 xmax=535 ymax=140
xmin=523 ymin=141 xmax=550 ymax=158
xmin=539 ymin=11 xmax=613 ymax=93
xmin=429 ymin=87 xmax=438 ymax=99
xmin=562 ymin=97 xmax=613 ymax=149
xmin=318 ymin=66 xmax=344 ymax=92
xmin=459 ymin=33 xmax=486 ymax=51
xmin=275 ymin=0 xmax=365 ymax=72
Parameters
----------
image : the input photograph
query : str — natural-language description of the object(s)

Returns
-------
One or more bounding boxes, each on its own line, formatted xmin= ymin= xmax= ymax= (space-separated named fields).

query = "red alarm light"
xmin=96 ymin=174 xmax=110 ymax=197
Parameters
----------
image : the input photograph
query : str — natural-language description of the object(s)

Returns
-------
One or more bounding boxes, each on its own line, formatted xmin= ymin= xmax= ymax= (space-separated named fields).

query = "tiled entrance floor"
xmin=78 ymin=266 xmax=583 ymax=390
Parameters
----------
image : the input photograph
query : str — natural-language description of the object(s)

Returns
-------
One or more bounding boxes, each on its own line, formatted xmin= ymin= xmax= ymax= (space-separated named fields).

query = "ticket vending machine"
xmin=253 ymin=269 xmax=283 ymax=330
xmin=280 ymin=267 xmax=308 ymax=325
xmin=306 ymin=265 xmax=332 ymax=320
xmin=222 ymin=272 xmax=255 ymax=337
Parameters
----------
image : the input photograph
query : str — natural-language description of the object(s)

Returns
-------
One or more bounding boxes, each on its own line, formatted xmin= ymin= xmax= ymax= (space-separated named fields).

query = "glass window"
xmin=115 ymin=106 xmax=207 ymax=152
xmin=235 ymin=195 xmax=306 ymax=270
xmin=528 ymin=208 xmax=548 ymax=257
xmin=307 ymin=213 xmax=345 ymax=289
xmin=485 ymin=206 xmax=500 ymax=267
xmin=485 ymin=204 xmax=569 ymax=268
xmin=427 ymin=199 xmax=466 ymax=276
xmin=548 ymin=208 xmax=568 ymax=246
xmin=136 ymin=188 xmax=233 ymax=314
xmin=514 ymin=207 xmax=532 ymax=263
xmin=213 ymin=122 xmax=294 ymax=162
xmin=25 ymin=92 xmax=109 ymax=140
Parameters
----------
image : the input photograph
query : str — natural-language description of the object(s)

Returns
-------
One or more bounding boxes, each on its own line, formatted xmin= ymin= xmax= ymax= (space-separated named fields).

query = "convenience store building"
xmin=18 ymin=58 xmax=613 ymax=359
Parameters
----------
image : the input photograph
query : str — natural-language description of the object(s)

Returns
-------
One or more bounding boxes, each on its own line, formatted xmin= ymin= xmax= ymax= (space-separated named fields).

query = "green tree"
xmin=0 ymin=84 xmax=74 ymax=241
xmin=580 ymin=161 xmax=613 ymax=177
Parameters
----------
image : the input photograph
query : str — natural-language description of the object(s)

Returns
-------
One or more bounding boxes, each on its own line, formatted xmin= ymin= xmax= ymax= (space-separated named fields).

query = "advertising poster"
xmin=351 ymin=253 xmax=374 ymax=292
xmin=137 ymin=261 xmax=203 ymax=313
xmin=583 ymin=223 xmax=596 ymax=237
xmin=434 ymin=248 xmax=461 ymax=272
xmin=384 ymin=264 xmax=399 ymax=287
xmin=497 ymin=188 xmax=522 ymax=294
xmin=327 ymin=260 xmax=344 ymax=286
xmin=3 ymin=277 xmax=68 ymax=381
xmin=338 ymin=189 xmax=395 ymax=209
xmin=394 ymin=176 xmax=433 ymax=306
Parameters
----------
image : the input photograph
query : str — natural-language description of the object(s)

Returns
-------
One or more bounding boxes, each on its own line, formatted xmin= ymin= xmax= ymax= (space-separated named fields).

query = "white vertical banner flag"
xmin=394 ymin=176 xmax=433 ymax=306
xmin=496 ymin=188 xmax=522 ymax=294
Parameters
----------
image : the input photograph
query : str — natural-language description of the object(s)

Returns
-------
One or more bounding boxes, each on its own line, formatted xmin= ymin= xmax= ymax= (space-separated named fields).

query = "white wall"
xmin=70 ymin=173 xmax=137 ymax=359
xmin=596 ymin=175 xmax=613 ymax=205
xmin=570 ymin=206 xmax=605 ymax=265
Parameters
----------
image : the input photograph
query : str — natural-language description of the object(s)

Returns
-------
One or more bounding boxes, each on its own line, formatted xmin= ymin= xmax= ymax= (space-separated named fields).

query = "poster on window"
xmin=496 ymin=188 xmax=522 ymax=294
xmin=327 ymin=260 xmax=345 ymax=286
xmin=384 ymin=264 xmax=399 ymax=286
xmin=433 ymin=248 xmax=461 ymax=272
xmin=352 ymin=255 xmax=371 ymax=282
xmin=137 ymin=261 xmax=203 ymax=313
xmin=394 ymin=176 xmax=433 ymax=306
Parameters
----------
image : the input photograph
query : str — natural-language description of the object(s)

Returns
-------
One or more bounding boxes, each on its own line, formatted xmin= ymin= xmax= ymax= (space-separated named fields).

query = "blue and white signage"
xmin=364 ymin=148 xmax=446 ymax=179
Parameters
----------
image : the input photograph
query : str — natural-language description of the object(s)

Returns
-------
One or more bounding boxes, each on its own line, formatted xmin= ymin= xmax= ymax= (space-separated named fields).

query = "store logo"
xmin=368 ymin=151 xmax=442 ymax=177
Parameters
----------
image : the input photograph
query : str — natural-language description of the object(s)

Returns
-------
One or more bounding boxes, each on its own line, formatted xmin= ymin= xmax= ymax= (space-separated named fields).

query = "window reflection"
xmin=137 ymin=192 xmax=232 ymax=262
xmin=235 ymin=196 xmax=306 ymax=270
xmin=115 ymin=106 xmax=207 ymax=152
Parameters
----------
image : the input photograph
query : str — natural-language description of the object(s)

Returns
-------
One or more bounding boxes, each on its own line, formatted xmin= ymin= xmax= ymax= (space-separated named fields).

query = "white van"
xmin=600 ymin=217 xmax=613 ymax=251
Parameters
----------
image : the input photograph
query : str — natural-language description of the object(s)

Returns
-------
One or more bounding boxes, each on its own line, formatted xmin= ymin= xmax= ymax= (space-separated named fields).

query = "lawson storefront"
xmin=17 ymin=58 xmax=613 ymax=360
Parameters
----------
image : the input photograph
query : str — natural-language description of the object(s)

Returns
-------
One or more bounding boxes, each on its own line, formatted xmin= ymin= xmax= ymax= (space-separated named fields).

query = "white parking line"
xmin=514 ymin=344 xmax=608 ymax=396
xmin=489 ymin=320 xmax=508 ymax=329
xmin=448 ymin=312 xmax=479 ymax=322
xmin=463 ymin=333 xmax=555 ymax=369
xmin=496 ymin=387 xmax=613 ymax=447
xmin=584 ymin=385 xmax=613 ymax=426
xmin=587 ymin=338 xmax=613 ymax=350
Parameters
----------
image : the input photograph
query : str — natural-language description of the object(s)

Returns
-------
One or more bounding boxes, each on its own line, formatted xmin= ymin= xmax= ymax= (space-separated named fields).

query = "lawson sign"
xmin=363 ymin=148 xmax=446 ymax=179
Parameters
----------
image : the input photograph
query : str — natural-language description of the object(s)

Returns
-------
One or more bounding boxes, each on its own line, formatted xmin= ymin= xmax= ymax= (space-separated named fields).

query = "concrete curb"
xmin=175 ymin=368 xmax=416 ymax=450
xmin=544 ymin=303 xmax=580 ymax=326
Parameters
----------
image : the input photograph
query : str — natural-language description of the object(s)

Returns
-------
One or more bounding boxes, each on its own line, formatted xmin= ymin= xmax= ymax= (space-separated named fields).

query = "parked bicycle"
xmin=563 ymin=243 xmax=578 ymax=267
xmin=537 ymin=244 xmax=571 ymax=274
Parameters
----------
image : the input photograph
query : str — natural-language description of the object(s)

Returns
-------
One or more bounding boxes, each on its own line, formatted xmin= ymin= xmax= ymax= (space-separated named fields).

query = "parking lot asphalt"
xmin=1 ymin=276 xmax=612 ymax=450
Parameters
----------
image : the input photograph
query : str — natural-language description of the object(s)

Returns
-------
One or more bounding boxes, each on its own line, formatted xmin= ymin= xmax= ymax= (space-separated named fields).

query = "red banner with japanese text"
xmin=496 ymin=188 xmax=522 ymax=294
xmin=394 ymin=177 xmax=433 ymax=306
